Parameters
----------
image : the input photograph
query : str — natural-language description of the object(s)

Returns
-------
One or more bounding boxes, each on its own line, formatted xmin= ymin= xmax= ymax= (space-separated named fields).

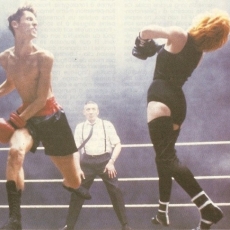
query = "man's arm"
xmin=140 ymin=25 xmax=188 ymax=54
xmin=0 ymin=79 xmax=15 ymax=97
xmin=110 ymin=142 xmax=122 ymax=163
xmin=74 ymin=123 xmax=83 ymax=149
xmin=104 ymin=142 xmax=121 ymax=179
xmin=104 ymin=121 xmax=122 ymax=178
xmin=19 ymin=51 xmax=54 ymax=121
xmin=0 ymin=51 xmax=21 ymax=143
xmin=106 ymin=121 xmax=122 ymax=161
xmin=0 ymin=51 xmax=16 ymax=97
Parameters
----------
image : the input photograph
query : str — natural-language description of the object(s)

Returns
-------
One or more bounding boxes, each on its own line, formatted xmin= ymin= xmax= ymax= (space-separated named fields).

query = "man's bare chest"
xmin=7 ymin=56 xmax=39 ymax=81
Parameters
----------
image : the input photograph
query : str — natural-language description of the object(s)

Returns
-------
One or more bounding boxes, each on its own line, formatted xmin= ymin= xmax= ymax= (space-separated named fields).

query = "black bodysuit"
xmin=146 ymin=33 xmax=223 ymax=228
xmin=147 ymin=35 xmax=202 ymax=125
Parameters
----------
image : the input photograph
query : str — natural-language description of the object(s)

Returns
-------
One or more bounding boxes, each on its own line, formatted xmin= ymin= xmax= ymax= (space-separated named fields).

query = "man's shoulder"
xmin=33 ymin=45 xmax=54 ymax=59
xmin=102 ymin=119 xmax=111 ymax=123
xmin=0 ymin=47 xmax=14 ymax=58
xmin=76 ymin=121 xmax=85 ymax=129
xmin=0 ymin=47 xmax=14 ymax=68
xmin=102 ymin=119 xmax=115 ymax=128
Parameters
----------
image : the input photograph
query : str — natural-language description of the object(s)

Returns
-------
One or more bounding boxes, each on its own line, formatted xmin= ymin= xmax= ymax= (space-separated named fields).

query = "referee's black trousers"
xmin=65 ymin=152 xmax=128 ymax=228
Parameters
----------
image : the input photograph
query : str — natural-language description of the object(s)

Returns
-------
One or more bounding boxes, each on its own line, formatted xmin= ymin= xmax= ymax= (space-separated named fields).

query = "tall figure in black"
xmin=132 ymin=9 xmax=230 ymax=230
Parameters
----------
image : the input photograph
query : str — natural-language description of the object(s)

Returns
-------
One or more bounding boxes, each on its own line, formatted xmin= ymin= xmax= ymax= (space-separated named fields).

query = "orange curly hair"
xmin=189 ymin=9 xmax=230 ymax=52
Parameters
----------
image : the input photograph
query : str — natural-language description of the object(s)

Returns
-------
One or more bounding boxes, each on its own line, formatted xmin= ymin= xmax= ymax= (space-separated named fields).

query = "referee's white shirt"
xmin=74 ymin=118 xmax=120 ymax=155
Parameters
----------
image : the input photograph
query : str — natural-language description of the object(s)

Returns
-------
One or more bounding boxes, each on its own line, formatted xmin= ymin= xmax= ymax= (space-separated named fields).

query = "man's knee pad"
xmin=148 ymin=116 xmax=179 ymax=160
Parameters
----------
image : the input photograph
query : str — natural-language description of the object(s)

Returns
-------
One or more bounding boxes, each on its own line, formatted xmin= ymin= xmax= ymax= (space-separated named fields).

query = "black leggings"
xmin=148 ymin=116 xmax=202 ymax=202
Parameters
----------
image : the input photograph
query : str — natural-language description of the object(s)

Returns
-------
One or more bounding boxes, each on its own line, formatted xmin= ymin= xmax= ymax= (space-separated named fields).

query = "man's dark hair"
xmin=8 ymin=5 xmax=36 ymax=36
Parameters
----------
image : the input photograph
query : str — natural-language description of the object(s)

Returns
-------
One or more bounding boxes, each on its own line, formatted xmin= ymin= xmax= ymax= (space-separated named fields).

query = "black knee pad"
xmin=148 ymin=116 xmax=179 ymax=161
xmin=148 ymin=116 xmax=173 ymax=141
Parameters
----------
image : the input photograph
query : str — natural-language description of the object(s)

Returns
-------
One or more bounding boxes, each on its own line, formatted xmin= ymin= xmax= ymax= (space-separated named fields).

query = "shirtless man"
xmin=0 ymin=5 xmax=90 ymax=230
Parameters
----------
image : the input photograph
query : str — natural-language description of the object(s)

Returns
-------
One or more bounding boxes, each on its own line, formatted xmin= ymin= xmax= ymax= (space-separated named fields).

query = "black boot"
xmin=151 ymin=200 xmax=169 ymax=226
xmin=0 ymin=181 xmax=22 ymax=230
xmin=192 ymin=191 xmax=223 ymax=229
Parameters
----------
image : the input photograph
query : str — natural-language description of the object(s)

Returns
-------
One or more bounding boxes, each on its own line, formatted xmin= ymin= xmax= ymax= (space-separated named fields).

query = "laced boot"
xmin=192 ymin=191 xmax=223 ymax=229
xmin=151 ymin=200 xmax=169 ymax=226
xmin=0 ymin=181 xmax=22 ymax=230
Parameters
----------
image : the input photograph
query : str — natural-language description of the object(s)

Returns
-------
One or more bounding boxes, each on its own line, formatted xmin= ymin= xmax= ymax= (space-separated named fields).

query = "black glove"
xmin=132 ymin=35 xmax=162 ymax=60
